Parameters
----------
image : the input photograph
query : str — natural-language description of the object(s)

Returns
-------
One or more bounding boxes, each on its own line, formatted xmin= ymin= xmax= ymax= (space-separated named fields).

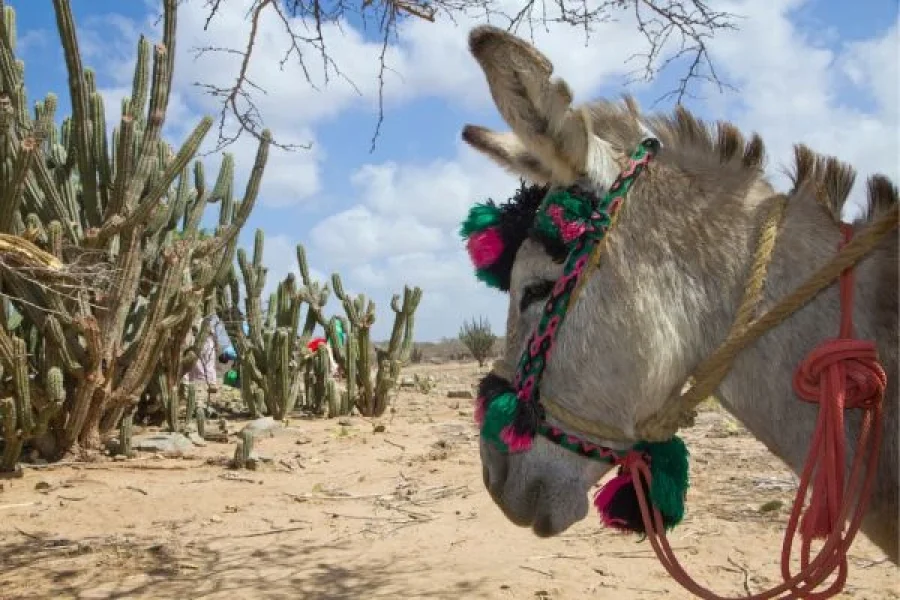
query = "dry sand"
xmin=0 ymin=362 xmax=896 ymax=599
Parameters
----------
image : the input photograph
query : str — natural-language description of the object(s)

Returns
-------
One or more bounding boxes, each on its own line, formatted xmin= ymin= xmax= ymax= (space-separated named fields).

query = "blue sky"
xmin=10 ymin=0 xmax=899 ymax=341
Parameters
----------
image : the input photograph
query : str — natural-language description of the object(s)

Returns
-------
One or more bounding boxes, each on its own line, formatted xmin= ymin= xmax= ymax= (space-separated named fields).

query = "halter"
xmin=464 ymin=138 xmax=690 ymax=531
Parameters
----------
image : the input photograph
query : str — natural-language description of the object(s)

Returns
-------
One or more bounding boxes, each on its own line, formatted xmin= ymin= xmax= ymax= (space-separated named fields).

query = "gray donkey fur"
xmin=464 ymin=25 xmax=898 ymax=563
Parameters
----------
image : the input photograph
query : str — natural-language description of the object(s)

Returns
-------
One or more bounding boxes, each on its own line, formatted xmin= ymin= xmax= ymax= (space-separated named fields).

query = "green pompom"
xmin=481 ymin=391 xmax=517 ymax=449
xmin=475 ymin=268 xmax=502 ymax=290
xmin=460 ymin=203 xmax=501 ymax=238
xmin=634 ymin=436 xmax=690 ymax=527
xmin=533 ymin=190 xmax=592 ymax=242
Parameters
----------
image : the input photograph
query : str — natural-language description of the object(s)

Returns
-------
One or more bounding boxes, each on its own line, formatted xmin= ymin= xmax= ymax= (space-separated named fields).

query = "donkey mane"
xmin=585 ymin=96 xmax=766 ymax=176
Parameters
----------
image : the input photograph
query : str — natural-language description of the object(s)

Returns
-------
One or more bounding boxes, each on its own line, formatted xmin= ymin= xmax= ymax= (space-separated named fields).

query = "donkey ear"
xmin=467 ymin=25 xmax=593 ymax=184
xmin=462 ymin=125 xmax=554 ymax=184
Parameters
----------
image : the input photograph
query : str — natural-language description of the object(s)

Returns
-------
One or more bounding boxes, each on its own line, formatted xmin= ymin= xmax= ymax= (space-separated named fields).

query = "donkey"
xmin=460 ymin=25 xmax=898 ymax=563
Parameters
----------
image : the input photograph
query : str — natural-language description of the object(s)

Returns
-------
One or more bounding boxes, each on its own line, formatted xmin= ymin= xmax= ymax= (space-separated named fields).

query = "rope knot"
xmin=793 ymin=338 xmax=886 ymax=411
xmin=616 ymin=450 xmax=647 ymax=471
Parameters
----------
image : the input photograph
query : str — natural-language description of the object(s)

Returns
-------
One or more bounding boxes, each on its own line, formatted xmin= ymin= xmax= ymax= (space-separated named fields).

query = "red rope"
xmin=630 ymin=224 xmax=886 ymax=600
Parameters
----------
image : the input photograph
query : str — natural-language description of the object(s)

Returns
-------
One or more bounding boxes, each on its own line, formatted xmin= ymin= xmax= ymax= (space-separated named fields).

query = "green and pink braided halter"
xmin=462 ymin=138 xmax=690 ymax=533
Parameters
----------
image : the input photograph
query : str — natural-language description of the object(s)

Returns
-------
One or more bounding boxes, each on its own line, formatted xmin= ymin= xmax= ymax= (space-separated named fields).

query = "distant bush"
xmin=458 ymin=316 xmax=497 ymax=367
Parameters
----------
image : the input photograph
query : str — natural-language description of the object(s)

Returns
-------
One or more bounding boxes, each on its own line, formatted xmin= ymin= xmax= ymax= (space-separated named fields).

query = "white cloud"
xmin=310 ymin=205 xmax=445 ymax=264
xmin=702 ymin=1 xmax=898 ymax=220
xmin=839 ymin=21 xmax=898 ymax=122
xmin=351 ymin=142 xmax=518 ymax=229
xmin=254 ymin=233 xmax=328 ymax=299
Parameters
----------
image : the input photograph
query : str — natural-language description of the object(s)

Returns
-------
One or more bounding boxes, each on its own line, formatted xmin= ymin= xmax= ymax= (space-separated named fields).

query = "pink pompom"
xmin=466 ymin=227 xmax=504 ymax=269
xmin=500 ymin=426 xmax=533 ymax=452
xmin=474 ymin=396 xmax=487 ymax=426
xmin=593 ymin=472 xmax=634 ymax=531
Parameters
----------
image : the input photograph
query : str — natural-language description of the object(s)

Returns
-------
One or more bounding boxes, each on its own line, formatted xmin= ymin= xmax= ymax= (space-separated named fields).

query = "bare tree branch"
xmin=195 ymin=0 xmax=740 ymax=152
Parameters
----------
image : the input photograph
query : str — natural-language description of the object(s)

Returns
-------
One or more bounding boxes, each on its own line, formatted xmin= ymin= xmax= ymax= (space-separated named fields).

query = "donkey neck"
xmin=708 ymin=191 xmax=897 ymax=559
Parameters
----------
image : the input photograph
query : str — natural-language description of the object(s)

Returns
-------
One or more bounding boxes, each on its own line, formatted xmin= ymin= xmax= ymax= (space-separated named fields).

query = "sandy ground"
xmin=0 ymin=362 xmax=896 ymax=600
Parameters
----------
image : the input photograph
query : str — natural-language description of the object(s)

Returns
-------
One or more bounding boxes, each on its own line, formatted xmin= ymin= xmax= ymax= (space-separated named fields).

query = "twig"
xmin=289 ymin=491 xmax=390 ymax=501
xmin=232 ymin=525 xmax=311 ymax=538
xmin=13 ymin=527 xmax=42 ymax=539
xmin=324 ymin=512 xmax=399 ymax=521
xmin=383 ymin=438 xmax=406 ymax=451
xmin=218 ymin=473 xmax=259 ymax=483
xmin=125 ymin=485 xmax=149 ymax=495
xmin=74 ymin=463 xmax=196 ymax=471
xmin=526 ymin=553 xmax=585 ymax=561
xmin=852 ymin=556 xmax=889 ymax=569
xmin=726 ymin=556 xmax=752 ymax=596
xmin=0 ymin=502 xmax=37 ymax=510
xmin=519 ymin=565 xmax=553 ymax=577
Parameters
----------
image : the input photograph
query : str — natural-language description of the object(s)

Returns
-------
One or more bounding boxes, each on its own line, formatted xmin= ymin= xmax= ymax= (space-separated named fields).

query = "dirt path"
xmin=0 ymin=362 xmax=895 ymax=599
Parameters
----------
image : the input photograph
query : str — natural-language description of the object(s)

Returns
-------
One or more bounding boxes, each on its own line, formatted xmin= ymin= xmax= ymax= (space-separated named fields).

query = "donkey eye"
xmin=519 ymin=280 xmax=554 ymax=312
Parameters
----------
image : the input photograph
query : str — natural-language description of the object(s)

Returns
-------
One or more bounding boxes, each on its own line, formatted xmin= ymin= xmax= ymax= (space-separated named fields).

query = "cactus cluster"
xmin=217 ymin=230 xmax=342 ymax=419
xmin=0 ymin=0 xmax=268 ymax=467
xmin=332 ymin=274 xmax=422 ymax=417
xmin=219 ymin=230 xmax=423 ymax=420
xmin=0 ymin=0 xmax=424 ymax=470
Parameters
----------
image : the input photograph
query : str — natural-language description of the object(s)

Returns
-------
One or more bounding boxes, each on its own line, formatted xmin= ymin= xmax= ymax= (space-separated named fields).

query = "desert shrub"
xmin=458 ymin=316 xmax=497 ymax=367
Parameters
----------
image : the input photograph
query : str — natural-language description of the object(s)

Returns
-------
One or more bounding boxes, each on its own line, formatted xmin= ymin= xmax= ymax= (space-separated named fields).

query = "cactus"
xmin=231 ymin=429 xmax=255 ymax=469
xmin=217 ymin=235 xmax=337 ymax=420
xmin=183 ymin=383 xmax=196 ymax=432
xmin=195 ymin=401 xmax=206 ymax=439
xmin=302 ymin=343 xmax=340 ymax=416
xmin=119 ymin=409 xmax=133 ymax=457
xmin=332 ymin=274 xmax=422 ymax=417
xmin=0 ymin=328 xmax=64 ymax=470
xmin=0 ymin=0 xmax=269 ymax=467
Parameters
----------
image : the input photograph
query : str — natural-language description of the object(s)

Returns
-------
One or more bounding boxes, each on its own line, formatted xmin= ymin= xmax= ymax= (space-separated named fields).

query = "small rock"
xmin=372 ymin=424 xmax=386 ymax=433
xmin=758 ymin=499 xmax=784 ymax=513
xmin=34 ymin=481 xmax=51 ymax=491
xmin=187 ymin=432 xmax=207 ymax=447
xmin=241 ymin=417 xmax=281 ymax=436
xmin=210 ymin=515 xmax=223 ymax=523
xmin=399 ymin=377 xmax=415 ymax=388
xmin=249 ymin=453 xmax=273 ymax=464
xmin=447 ymin=390 xmax=473 ymax=399
xmin=132 ymin=433 xmax=196 ymax=457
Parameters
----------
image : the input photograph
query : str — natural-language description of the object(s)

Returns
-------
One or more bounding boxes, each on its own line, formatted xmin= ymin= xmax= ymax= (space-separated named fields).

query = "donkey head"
xmin=460 ymin=25 xmax=774 ymax=536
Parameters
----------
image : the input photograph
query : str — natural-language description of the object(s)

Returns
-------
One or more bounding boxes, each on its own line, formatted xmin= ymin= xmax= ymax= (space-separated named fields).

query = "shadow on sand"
xmin=0 ymin=529 xmax=489 ymax=599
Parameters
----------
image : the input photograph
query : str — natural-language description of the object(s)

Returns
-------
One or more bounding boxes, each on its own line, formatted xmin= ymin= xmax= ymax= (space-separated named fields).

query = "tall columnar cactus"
xmin=217 ymin=234 xmax=338 ymax=419
xmin=0 ymin=0 xmax=269 ymax=466
xmin=303 ymin=343 xmax=339 ymax=416
xmin=332 ymin=274 xmax=422 ymax=417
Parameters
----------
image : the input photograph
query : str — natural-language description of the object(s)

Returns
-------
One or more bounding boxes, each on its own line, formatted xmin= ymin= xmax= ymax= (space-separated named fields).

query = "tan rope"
xmin=638 ymin=203 xmax=899 ymax=441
